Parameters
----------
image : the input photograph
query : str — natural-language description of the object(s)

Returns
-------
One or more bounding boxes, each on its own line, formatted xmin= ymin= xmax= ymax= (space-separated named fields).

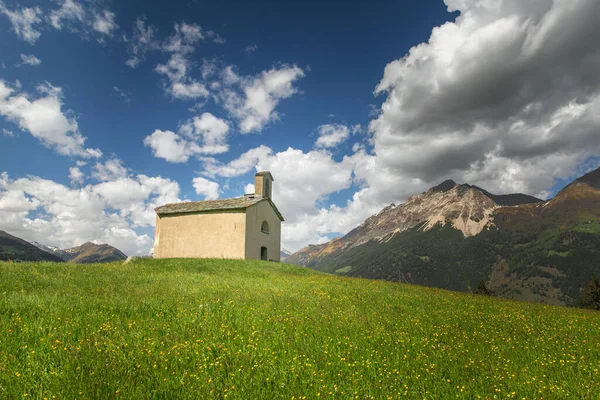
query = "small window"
xmin=261 ymin=221 xmax=269 ymax=234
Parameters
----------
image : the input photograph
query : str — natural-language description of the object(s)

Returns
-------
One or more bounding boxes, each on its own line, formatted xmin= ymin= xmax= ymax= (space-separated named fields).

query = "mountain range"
xmin=287 ymin=167 xmax=600 ymax=306
xmin=32 ymin=241 xmax=127 ymax=263
xmin=0 ymin=231 xmax=126 ymax=263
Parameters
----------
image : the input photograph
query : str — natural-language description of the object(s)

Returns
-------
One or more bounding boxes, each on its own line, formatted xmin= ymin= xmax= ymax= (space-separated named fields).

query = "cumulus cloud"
xmin=2 ymin=128 xmax=14 ymax=137
xmin=217 ymin=65 xmax=305 ymax=133
xmin=170 ymin=81 xmax=209 ymax=99
xmin=144 ymin=112 xmax=230 ymax=163
xmin=0 ymin=171 xmax=181 ymax=255
xmin=202 ymin=145 xmax=272 ymax=177
xmin=0 ymin=80 xmax=102 ymax=158
xmin=19 ymin=54 xmax=41 ymax=66
xmin=68 ymin=166 xmax=84 ymax=185
xmin=144 ymin=129 xmax=190 ymax=163
xmin=192 ymin=177 xmax=221 ymax=200
xmin=314 ymin=124 xmax=350 ymax=148
xmin=244 ymin=183 xmax=255 ymax=194
xmin=92 ymin=158 xmax=127 ymax=181
xmin=0 ymin=1 xmax=43 ymax=44
xmin=187 ymin=112 xmax=230 ymax=153
xmin=369 ymin=0 xmax=600 ymax=198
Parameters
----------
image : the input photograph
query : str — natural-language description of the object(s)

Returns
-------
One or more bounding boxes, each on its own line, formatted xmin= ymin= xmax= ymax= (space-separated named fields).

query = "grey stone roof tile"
xmin=155 ymin=196 xmax=284 ymax=221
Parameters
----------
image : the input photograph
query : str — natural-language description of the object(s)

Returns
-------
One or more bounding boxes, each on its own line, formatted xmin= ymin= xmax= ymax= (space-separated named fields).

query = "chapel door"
xmin=260 ymin=246 xmax=268 ymax=260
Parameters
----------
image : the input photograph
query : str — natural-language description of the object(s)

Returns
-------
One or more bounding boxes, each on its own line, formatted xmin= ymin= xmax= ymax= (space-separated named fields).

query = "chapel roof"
xmin=155 ymin=196 xmax=284 ymax=221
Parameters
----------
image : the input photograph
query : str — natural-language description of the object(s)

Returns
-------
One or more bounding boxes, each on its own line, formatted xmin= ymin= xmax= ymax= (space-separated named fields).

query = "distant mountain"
xmin=280 ymin=248 xmax=292 ymax=261
xmin=31 ymin=241 xmax=70 ymax=260
xmin=0 ymin=231 xmax=63 ymax=262
xmin=288 ymin=180 xmax=542 ymax=266
xmin=287 ymin=167 xmax=600 ymax=306
xmin=32 ymin=241 xmax=127 ymax=263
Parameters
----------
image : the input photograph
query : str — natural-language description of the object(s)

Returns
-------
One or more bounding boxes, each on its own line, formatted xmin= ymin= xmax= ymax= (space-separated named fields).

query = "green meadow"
xmin=1 ymin=259 xmax=599 ymax=399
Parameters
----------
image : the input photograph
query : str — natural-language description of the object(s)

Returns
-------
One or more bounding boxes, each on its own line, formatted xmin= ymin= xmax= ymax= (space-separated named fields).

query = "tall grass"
xmin=1 ymin=258 xmax=599 ymax=399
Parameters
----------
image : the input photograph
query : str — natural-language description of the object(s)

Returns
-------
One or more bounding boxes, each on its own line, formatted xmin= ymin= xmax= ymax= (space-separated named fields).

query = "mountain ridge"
xmin=287 ymin=167 xmax=600 ymax=306
xmin=30 ymin=239 xmax=127 ymax=263
xmin=288 ymin=181 xmax=543 ymax=267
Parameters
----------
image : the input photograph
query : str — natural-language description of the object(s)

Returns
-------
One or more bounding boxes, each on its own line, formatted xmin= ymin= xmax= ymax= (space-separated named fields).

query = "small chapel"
xmin=153 ymin=171 xmax=284 ymax=261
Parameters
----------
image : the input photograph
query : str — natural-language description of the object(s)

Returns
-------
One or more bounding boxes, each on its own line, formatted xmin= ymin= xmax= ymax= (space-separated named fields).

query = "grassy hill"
xmin=1 ymin=259 xmax=599 ymax=398
xmin=302 ymin=221 xmax=600 ymax=306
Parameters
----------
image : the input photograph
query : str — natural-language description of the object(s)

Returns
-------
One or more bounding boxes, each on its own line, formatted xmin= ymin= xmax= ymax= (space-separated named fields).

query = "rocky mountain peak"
xmin=430 ymin=179 xmax=457 ymax=193
xmin=287 ymin=179 xmax=547 ymax=267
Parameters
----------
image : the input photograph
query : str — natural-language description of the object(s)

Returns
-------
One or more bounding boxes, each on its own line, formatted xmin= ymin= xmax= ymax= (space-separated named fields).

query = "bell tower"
xmin=255 ymin=171 xmax=274 ymax=199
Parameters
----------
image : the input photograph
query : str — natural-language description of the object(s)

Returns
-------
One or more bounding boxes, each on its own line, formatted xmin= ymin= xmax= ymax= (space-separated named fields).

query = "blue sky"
xmin=1 ymin=0 xmax=599 ymax=254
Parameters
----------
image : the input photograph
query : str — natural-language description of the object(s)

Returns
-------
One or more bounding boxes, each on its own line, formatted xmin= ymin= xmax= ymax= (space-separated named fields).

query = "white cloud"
xmin=221 ymin=65 xmax=240 ymax=85
xmin=92 ymin=10 xmax=118 ymax=36
xmin=244 ymin=183 xmax=255 ymax=194
xmin=144 ymin=129 xmax=190 ymax=163
xmin=48 ymin=0 xmax=118 ymax=39
xmin=19 ymin=54 xmax=41 ymax=66
xmin=163 ymin=22 xmax=203 ymax=54
xmin=49 ymin=0 xmax=85 ymax=30
xmin=314 ymin=124 xmax=350 ymax=148
xmin=145 ymin=112 xmax=231 ymax=163
xmin=0 ymin=189 xmax=40 ymax=212
xmin=126 ymin=18 xmax=222 ymax=70
xmin=155 ymin=53 xmax=188 ymax=82
xmin=92 ymin=158 xmax=127 ymax=181
xmin=0 ymin=80 xmax=102 ymax=158
xmin=125 ymin=17 xmax=157 ymax=68
xmin=217 ymin=65 xmax=305 ymax=133
xmin=171 ymin=81 xmax=209 ymax=99
xmin=2 ymin=128 xmax=14 ymax=137
xmin=155 ymin=53 xmax=209 ymax=100
xmin=0 ymin=1 xmax=42 ymax=44
xmin=202 ymin=145 xmax=272 ymax=177
xmin=189 ymin=112 xmax=230 ymax=153
xmin=0 ymin=171 xmax=181 ymax=255
xmin=68 ymin=166 xmax=84 ymax=185
xmin=192 ymin=177 xmax=220 ymax=200
xmin=368 ymin=0 xmax=600 ymax=199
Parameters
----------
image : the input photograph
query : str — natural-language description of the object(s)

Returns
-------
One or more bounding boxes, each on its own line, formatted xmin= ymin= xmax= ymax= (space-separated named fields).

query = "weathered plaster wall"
xmin=154 ymin=210 xmax=246 ymax=259
xmin=245 ymin=200 xmax=281 ymax=261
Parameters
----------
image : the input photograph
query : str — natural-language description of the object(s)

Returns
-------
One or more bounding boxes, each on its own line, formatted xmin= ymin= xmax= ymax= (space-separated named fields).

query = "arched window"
xmin=261 ymin=221 xmax=269 ymax=234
